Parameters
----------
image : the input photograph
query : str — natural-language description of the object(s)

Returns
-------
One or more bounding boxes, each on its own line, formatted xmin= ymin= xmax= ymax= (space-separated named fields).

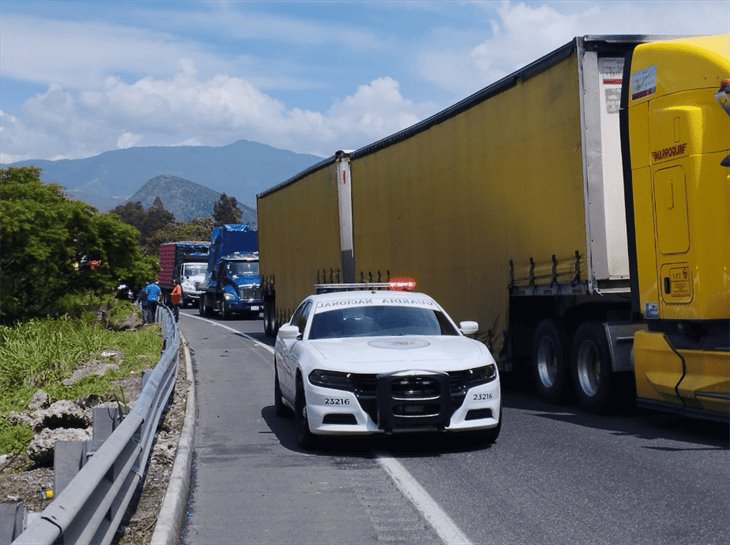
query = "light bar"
xmin=388 ymin=276 xmax=417 ymax=291
xmin=314 ymin=277 xmax=417 ymax=293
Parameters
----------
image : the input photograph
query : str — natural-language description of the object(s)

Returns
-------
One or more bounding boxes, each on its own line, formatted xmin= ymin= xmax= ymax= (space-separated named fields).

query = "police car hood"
xmin=309 ymin=336 xmax=491 ymax=372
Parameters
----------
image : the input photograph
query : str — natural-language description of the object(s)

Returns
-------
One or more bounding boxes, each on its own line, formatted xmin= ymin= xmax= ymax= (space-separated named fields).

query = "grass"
xmin=0 ymin=302 xmax=162 ymax=455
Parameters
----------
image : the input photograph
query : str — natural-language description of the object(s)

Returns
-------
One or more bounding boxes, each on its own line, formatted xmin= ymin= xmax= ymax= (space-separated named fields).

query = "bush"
xmin=0 ymin=298 xmax=162 ymax=456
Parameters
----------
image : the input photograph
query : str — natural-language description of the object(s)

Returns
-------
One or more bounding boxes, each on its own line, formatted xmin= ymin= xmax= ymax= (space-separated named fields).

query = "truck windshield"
xmin=308 ymin=306 xmax=458 ymax=340
xmin=183 ymin=264 xmax=207 ymax=276
xmin=225 ymin=261 xmax=259 ymax=276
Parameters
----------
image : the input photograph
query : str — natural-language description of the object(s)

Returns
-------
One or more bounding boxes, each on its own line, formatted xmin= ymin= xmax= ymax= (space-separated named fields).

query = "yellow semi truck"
xmin=258 ymin=35 xmax=730 ymax=421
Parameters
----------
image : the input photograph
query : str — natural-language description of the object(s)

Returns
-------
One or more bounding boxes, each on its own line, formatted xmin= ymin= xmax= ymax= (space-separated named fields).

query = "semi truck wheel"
xmin=199 ymin=294 xmax=213 ymax=317
xmin=263 ymin=308 xmax=271 ymax=335
xmin=263 ymin=301 xmax=275 ymax=336
xmin=571 ymin=322 xmax=613 ymax=413
xmin=221 ymin=299 xmax=231 ymax=319
xmin=532 ymin=319 xmax=571 ymax=403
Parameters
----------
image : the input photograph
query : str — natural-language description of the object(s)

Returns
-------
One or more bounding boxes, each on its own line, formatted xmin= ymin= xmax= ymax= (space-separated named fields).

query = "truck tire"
xmin=264 ymin=302 xmax=274 ymax=336
xmin=571 ymin=322 xmax=616 ymax=413
xmin=263 ymin=308 xmax=270 ymax=335
xmin=199 ymin=294 xmax=213 ymax=317
xmin=532 ymin=319 xmax=571 ymax=403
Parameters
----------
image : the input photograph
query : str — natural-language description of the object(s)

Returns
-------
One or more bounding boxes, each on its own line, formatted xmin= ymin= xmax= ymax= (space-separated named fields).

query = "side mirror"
xmin=459 ymin=321 xmax=479 ymax=336
xmin=278 ymin=324 xmax=301 ymax=340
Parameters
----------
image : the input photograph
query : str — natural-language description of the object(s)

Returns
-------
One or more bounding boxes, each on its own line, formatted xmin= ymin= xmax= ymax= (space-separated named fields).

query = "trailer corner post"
xmin=336 ymin=152 xmax=355 ymax=283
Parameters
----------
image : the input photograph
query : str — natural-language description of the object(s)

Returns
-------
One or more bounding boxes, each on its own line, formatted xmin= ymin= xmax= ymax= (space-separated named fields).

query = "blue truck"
xmin=198 ymin=224 xmax=262 ymax=319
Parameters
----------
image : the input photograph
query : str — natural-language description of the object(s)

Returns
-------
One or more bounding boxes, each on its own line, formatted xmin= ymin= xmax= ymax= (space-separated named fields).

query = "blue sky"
xmin=1 ymin=0 xmax=728 ymax=163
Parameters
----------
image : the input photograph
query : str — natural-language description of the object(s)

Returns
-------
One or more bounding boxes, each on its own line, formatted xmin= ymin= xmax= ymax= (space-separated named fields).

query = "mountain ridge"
xmin=3 ymin=139 xmax=324 ymax=211
xmin=127 ymin=174 xmax=257 ymax=224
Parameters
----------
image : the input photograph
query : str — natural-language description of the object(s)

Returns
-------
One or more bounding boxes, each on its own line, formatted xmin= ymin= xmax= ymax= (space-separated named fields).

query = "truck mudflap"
xmin=375 ymin=371 xmax=451 ymax=432
xmin=633 ymin=330 xmax=730 ymax=422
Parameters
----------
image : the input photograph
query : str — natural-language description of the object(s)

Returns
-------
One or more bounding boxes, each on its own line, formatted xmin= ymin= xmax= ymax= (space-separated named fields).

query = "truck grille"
xmin=238 ymin=286 xmax=261 ymax=300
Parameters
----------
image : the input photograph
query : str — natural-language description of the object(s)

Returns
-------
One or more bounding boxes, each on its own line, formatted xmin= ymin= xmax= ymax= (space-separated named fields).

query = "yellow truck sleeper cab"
xmin=627 ymin=35 xmax=730 ymax=420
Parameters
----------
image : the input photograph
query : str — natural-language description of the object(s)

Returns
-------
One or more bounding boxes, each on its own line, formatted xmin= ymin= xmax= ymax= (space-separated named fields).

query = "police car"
xmin=274 ymin=282 xmax=501 ymax=449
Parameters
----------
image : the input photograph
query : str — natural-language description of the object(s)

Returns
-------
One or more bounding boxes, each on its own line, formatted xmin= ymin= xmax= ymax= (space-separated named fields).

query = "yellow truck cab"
xmin=625 ymin=35 xmax=730 ymax=419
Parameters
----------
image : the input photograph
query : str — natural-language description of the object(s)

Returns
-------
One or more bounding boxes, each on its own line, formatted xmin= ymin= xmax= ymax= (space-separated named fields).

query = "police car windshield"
xmin=308 ymin=305 xmax=458 ymax=340
xmin=226 ymin=261 xmax=259 ymax=275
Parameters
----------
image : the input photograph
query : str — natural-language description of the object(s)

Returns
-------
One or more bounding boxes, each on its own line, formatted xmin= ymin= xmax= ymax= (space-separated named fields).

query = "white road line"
xmin=182 ymin=313 xmax=275 ymax=354
xmin=376 ymin=452 xmax=475 ymax=545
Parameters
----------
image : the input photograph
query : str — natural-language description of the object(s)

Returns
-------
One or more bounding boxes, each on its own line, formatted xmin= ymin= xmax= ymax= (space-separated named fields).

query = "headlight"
xmin=464 ymin=364 xmax=497 ymax=386
xmin=223 ymin=292 xmax=236 ymax=301
xmin=309 ymin=369 xmax=355 ymax=391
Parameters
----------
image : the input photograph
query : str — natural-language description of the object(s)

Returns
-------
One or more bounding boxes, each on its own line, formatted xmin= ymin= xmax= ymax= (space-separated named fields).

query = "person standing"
xmin=170 ymin=279 xmax=182 ymax=322
xmin=137 ymin=285 xmax=149 ymax=323
xmin=144 ymin=280 xmax=161 ymax=323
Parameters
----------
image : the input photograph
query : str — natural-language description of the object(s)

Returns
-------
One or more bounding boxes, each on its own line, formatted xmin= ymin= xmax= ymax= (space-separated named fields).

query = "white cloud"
xmin=2 ymin=61 xmax=433 ymax=160
xmin=117 ymin=132 xmax=143 ymax=149
xmin=2 ymin=1 xmax=726 ymax=162
xmin=416 ymin=0 xmax=729 ymax=96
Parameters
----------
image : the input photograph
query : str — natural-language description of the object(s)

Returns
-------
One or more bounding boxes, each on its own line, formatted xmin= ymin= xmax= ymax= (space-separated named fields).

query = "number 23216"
xmin=324 ymin=398 xmax=350 ymax=405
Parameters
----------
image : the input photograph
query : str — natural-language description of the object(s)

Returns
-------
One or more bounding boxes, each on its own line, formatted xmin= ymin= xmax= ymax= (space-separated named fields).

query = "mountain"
xmin=127 ymin=175 xmax=257 ymax=225
xmin=4 ymin=140 xmax=323 ymax=211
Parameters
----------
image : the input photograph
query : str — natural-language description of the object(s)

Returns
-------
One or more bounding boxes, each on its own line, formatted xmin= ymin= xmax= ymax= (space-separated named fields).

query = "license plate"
xmin=250 ymin=306 xmax=260 ymax=311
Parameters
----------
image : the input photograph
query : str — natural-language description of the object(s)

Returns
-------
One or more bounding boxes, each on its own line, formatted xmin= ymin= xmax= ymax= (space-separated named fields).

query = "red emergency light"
xmin=388 ymin=276 xmax=417 ymax=291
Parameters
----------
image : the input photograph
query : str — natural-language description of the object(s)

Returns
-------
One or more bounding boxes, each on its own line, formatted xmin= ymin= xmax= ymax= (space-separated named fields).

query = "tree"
xmin=145 ymin=217 xmax=214 ymax=250
xmin=110 ymin=201 xmax=146 ymax=232
xmin=111 ymin=198 xmax=176 ymax=254
xmin=213 ymin=193 xmax=242 ymax=225
xmin=0 ymin=167 xmax=155 ymax=323
xmin=142 ymin=197 xmax=175 ymax=239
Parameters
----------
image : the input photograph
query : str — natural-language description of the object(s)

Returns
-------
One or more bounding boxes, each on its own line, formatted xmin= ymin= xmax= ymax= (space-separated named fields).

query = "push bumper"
xmin=304 ymin=371 xmax=501 ymax=436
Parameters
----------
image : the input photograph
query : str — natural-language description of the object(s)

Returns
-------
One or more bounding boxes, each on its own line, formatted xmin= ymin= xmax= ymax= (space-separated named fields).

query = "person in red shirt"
xmin=170 ymin=279 xmax=183 ymax=322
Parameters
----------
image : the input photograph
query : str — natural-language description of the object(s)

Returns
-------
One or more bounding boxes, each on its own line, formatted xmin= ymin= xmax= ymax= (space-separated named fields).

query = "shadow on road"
xmin=503 ymin=389 xmax=729 ymax=450
xmin=260 ymin=405 xmax=499 ymax=458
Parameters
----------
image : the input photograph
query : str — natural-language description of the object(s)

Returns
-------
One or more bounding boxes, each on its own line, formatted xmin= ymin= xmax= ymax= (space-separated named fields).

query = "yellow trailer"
xmin=258 ymin=157 xmax=344 ymax=333
xmin=258 ymin=35 xmax=729 ymax=421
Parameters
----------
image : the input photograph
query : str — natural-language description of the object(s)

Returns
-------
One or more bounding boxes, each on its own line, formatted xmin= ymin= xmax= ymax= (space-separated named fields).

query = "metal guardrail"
xmin=12 ymin=306 xmax=180 ymax=545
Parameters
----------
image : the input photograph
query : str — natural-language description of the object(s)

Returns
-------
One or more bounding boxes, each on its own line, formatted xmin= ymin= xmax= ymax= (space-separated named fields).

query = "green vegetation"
xmin=110 ymin=192 xmax=242 ymax=255
xmin=0 ymin=303 xmax=162 ymax=455
xmin=212 ymin=193 xmax=243 ymax=225
xmin=0 ymin=167 xmax=174 ymax=457
xmin=0 ymin=166 xmax=158 ymax=324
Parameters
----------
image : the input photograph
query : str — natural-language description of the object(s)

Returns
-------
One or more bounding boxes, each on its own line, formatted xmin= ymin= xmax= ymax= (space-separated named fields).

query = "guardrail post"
xmin=91 ymin=406 xmax=123 ymax=453
xmin=53 ymin=441 xmax=87 ymax=497
xmin=0 ymin=502 xmax=25 ymax=545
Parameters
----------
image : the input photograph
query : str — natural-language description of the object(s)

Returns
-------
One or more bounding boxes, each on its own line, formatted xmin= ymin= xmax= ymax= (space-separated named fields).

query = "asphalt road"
xmin=177 ymin=309 xmax=730 ymax=545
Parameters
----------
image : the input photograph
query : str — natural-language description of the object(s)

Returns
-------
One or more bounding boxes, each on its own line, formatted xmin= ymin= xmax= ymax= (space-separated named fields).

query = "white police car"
xmin=274 ymin=283 xmax=501 ymax=449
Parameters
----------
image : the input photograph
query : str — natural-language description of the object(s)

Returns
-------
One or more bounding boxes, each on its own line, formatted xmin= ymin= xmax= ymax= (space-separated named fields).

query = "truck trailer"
xmin=158 ymin=241 xmax=210 ymax=307
xmin=198 ymin=224 xmax=263 ymax=319
xmin=257 ymin=35 xmax=730 ymax=421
